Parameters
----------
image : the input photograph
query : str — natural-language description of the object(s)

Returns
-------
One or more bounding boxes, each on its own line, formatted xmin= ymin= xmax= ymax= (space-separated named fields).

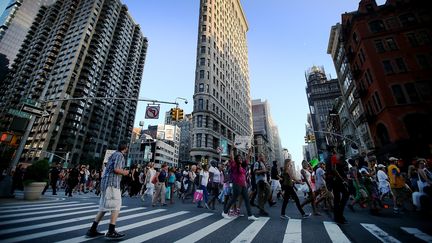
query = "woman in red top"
xmin=221 ymin=147 xmax=258 ymax=220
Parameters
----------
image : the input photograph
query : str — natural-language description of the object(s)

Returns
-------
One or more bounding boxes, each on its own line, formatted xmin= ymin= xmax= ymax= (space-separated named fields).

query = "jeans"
xmin=257 ymin=180 xmax=270 ymax=211
xmin=152 ymin=182 xmax=166 ymax=205
xmin=281 ymin=185 xmax=305 ymax=216
xmin=224 ymin=183 xmax=253 ymax=216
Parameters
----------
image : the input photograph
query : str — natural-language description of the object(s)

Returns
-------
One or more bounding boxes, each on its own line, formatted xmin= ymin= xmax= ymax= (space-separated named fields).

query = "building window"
xmin=199 ymin=70 xmax=204 ymax=79
xmin=416 ymin=81 xmax=432 ymax=101
xmin=382 ymin=60 xmax=394 ymax=74
xmin=395 ymin=58 xmax=407 ymax=72
xmin=200 ymin=58 xmax=205 ymax=66
xmin=385 ymin=37 xmax=398 ymax=50
xmin=200 ymin=46 xmax=206 ymax=54
xmin=202 ymin=25 xmax=206 ymax=31
xmin=399 ymin=13 xmax=417 ymax=27
xmin=406 ymin=33 xmax=419 ymax=47
xmin=416 ymin=55 xmax=430 ymax=69
xmin=198 ymin=83 xmax=204 ymax=92
xmin=201 ymin=35 xmax=206 ymax=42
xmin=404 ymin=83 xmax=420 ymax=103
xmin=197 ymin=134 xmax=202 ymax=147
xmin=202 ymin=15 xmax=207 ymax=22
xmin=198 ymin=99 xmax=203 ymax=110
xmin=365 ymin=69 xmax=374 ymax=85
xmin=391 ymin=85 xmax=407 ymax=104
xmin=352 ymin=32 xmax=359 ymax=44
xmin=374 ymin=39 xmax=385 ymax=53
xmin=385 ymin=17 xmax=399 ymax=30
xmin=368 ymin=20 xmax=385 ymax=33
xmin=373 ymin=92 xmax=383 ymax=111
xmin=418 ymin=31 xmax=431 ymax=45
xmin=197 ymin=115 xmax=203 ymax=127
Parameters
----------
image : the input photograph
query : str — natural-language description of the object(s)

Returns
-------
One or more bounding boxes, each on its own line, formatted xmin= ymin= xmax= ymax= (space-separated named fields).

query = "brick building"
xmin=341 ymin=0 xmax=432 ymax=160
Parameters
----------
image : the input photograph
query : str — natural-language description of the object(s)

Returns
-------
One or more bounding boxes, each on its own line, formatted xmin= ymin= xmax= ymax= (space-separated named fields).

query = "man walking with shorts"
xmin=86 ymin=143 xmax=129 ymax=239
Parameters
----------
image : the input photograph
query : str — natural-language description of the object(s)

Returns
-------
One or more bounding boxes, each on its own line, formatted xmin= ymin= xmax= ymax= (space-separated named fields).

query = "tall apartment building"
xmin=252 ymin=99 xmax=274 ymax=162
xmin=0 ymin=0 xmax=148 ymax=163
xmin=0 ymin=0 xmax=56 ymax=68
xmin=191 ymin=0 xmax=252 ymax=162
xmin=327 ymin=23 xmax=374 ymax=157
xmin=305 ymin=66 xmax=341 ymax=160
xmin=341 ymin=0 xmax=432 ymax=159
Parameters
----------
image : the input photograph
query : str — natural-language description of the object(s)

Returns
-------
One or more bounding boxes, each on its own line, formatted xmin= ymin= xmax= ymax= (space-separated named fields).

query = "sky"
xmin=122 ymin=0 xmax=386 ymax=167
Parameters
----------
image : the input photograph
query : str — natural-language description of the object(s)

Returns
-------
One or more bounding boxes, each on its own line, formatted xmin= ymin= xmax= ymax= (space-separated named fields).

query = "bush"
xmin=23 ymin=159 xmax=50 ymax=185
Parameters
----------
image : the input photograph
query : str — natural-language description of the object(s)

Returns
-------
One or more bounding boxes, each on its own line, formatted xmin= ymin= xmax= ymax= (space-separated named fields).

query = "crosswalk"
xmin=0 ymin=200 xmax=431 ymax=243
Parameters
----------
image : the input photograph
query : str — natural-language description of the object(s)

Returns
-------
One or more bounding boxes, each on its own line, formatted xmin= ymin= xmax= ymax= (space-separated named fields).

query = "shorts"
xmin=99 ymin=186 xmax=122 ymax=212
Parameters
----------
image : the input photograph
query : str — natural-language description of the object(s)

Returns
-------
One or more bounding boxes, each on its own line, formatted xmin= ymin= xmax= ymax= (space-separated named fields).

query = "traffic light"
xmin=170 ymin=108 xmax=178 ymax=121
xmin=310 ymin=134 xmax=315 ymax=142
xmin=177 ymin=109 xmax=184 ymax=120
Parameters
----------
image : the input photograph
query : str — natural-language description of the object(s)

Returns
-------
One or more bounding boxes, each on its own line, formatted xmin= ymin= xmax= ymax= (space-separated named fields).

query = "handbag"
xmin=166 ymin=186 xmax=171 ymax=200
xmin=193 ymin=189 xmax=203 ymax=202
xmin=151 ymin=175 xmax=158 ymax=184
xmin=418 ymin=173 xmax=426 ymax=193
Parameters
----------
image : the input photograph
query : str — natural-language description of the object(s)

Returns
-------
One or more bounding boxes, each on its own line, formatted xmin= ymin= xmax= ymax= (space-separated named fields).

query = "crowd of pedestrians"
xmin=8 ymin=144 xmax=432 ymax=239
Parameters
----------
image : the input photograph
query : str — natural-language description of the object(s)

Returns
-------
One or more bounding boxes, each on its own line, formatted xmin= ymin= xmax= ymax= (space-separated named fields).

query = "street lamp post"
xmin=329 ymin=113 xmax=364 ymax=154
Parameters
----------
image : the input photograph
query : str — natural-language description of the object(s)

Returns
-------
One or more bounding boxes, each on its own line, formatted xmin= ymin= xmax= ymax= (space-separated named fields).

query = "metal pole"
xmin=11 ymin=115 xmax=36 ymax=168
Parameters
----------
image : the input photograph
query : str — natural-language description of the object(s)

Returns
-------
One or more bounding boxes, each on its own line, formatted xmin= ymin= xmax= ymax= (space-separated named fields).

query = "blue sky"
xmin=122 ymin=0 xmax=385 ymax=166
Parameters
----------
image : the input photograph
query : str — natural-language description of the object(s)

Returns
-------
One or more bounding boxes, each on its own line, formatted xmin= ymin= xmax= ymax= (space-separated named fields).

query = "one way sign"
xmin=22 ymin=105 xmax=49 ymax=117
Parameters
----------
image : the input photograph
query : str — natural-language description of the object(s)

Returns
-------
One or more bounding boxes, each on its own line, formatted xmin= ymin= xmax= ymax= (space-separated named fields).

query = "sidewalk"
xmin=0 ymin=188 xmax=102 ymax=204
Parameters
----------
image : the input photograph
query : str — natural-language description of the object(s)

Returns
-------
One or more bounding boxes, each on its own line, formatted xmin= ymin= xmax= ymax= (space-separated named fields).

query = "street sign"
xmin=8 ymin=109 xmax=32 ymax=119
xmin=21 ymin=98 xmax=37 ymax=107
xmin=22 ymin=105 xmax=45 ymax=116
xmin=234 ymin=136 xmax=251 ymax=149
xmin=145 ymin=105 xmax=160 ymax=119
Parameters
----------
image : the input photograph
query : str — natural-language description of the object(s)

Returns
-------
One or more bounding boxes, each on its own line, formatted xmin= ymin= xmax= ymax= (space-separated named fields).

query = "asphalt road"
xmin=0 ymin=190 xmax=431 ymax=243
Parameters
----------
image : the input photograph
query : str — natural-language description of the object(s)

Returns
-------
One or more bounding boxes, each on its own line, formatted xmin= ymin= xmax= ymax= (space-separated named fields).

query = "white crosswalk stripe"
xmin=0 ymin=206 xmax=133 ymax=235
xmin=175 ymin=217 xmax=235 ymax=243
xmin=0 ymin=203 xmax=96 ymax=219
xmin=0 ymin=206 xmax=100 ymax=225
xmin=361 ymin=224 xmax=401 ymax=243
xmin=0 ymin=202 xmax=85 ymax=213
xmin=401 ymin=227 xmax=432 ymax=242
xmin=0 ymin=201 xmax=79 ymax=210
xmin=231 ymin=217 xmax=270 ymax=243
xmin=55 ymin=209 xmax=175 ymax=243
xmin=323 ymin=221 xmax=351 ymax=243
xmin=283 ymin=218 xmax=302 ymax=243
xmin=122 ymin=213 xmax=213 ymax=243
xmin=2 ymin=207 xmax=155 ymax=243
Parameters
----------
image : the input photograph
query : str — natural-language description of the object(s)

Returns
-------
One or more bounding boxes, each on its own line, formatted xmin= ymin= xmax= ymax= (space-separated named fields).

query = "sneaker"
xmin=259 ymin=210 xmax=269 ymax=217
xmin=248 ymin=215 xmax=259 ymax=221
xmin=280 ymin=215 xmax=290 ymax=220
xmin=85 ymin=229 xmax=104 ymax=238
xmin=236 ymin=208 xmax=244 ymax=217
xmin=302 ymin=213 xmax=311 ymax=218
xmin=269 ymin=201 xmax=277 ymax=207
xmin=105 ymin=230 xmax=125 ymax=240
xmin=221 ymin=212 xmax=232 ymax=219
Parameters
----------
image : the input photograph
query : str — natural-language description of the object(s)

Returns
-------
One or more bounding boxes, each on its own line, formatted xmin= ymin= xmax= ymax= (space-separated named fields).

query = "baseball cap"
xmin=389 ymin=157 xmax=399 ymax=161
xmin=377 ymin=164 xmax=385 ymax=168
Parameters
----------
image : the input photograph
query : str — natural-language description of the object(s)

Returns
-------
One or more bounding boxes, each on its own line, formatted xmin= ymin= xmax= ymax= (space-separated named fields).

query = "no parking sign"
xmin=145 ymin=105 xmax=160 ymax=119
